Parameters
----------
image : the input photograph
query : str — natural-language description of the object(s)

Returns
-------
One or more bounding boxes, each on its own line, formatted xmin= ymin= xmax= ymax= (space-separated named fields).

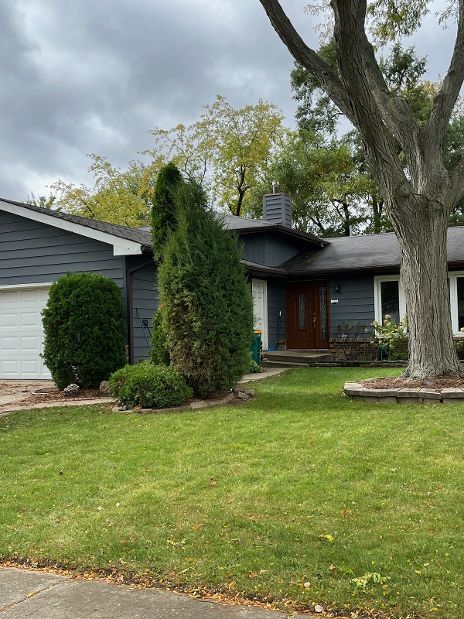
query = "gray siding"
xmin=127 ymin=258 xmax=158 ymax=362
xmin=0 ymin=211 xmax=126 ymax=289
xmin=328 ymin=275 xmax=375 ymax=337
xmin=267 ymin=280 xmax=286 ymax=350
xmin=241 ymin=232 xmax=306 ymax=267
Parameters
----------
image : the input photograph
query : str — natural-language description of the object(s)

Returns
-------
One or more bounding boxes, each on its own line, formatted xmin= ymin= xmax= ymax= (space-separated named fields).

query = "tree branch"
xmin=428 ymin=0 xmax=464 ymax=140
xmin=258 ymin=0 xmax=355 ymax=125
xmin=447 ymin=155 xmax=464 ymax=206
xmin=330 ymin=0 xmax=410 ymax=199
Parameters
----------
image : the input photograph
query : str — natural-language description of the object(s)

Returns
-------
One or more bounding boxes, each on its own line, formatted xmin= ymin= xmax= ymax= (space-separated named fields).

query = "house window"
xmin=448 ymin=272 xmax=464 ymax=334
xmin=380 ymin=280 xmax=400 ymax=323
xmin=376 ymin=272 xmax=464 ymax=335
xmin=374 ymin=276 xmax=406 ymax=325
xmin=457 ymin=278 xmax=464 ymax=331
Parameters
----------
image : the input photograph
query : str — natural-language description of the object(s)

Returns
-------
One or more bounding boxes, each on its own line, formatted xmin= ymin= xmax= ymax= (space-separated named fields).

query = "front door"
xmin=286 ymin=282 xmax=329 ymax=349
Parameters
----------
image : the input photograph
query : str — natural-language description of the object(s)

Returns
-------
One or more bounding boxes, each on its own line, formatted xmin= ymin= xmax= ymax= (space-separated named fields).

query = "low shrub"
xmin=455 ymin=338 xmax=464 ymax=360
xmin=373 ymin=315 xmax=408 ymax=361
xmin=388 ymin=337 xmax=409 ymax=360
xmin=248 ymin=353 xmax=262 ymax=373
xmin=109 ymin=362 xmax=192 ymax=409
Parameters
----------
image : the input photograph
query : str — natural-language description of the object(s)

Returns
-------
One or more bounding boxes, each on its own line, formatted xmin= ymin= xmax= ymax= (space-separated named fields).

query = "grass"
xmin=1 ymin=367 xmax=464 ymax=618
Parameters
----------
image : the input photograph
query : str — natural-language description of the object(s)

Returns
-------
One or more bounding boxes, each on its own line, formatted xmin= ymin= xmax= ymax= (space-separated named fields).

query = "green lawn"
xmin=1 ymin=367 xmax=464 ymax=618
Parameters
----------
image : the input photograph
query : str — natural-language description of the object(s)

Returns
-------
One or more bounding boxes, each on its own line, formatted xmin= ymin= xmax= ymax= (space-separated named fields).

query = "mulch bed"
xmin=17 ymin=390 xmax=109 ymax=406
xmin=360 ymin=376 xmax=464 ymax=389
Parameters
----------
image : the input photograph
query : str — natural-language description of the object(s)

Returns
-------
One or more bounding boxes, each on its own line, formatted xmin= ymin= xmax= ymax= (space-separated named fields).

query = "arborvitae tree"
xmin=150 ymin=162 xmax=184 ymax=362
xmin=158 ymin=182 xmax=254 ymax=397
xmin=151 ymin=162 xmax=183 ymax=262
xmin=42 ymin=273 xmax=126 ymax=389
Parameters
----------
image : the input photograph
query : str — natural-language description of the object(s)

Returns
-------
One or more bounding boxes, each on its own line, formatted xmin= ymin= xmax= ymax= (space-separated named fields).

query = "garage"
xmin=0 ymin=285 xmax=52 ymax=380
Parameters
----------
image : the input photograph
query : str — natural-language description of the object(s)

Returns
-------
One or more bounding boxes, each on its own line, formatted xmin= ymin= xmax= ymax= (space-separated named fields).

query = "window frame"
xmin=448 ymin=271 xmax=464 ymax=335
xmin=374 ymin=271 xmax=464 ymax=336
xmin=373 ymin=275 xmax=406 ymax=325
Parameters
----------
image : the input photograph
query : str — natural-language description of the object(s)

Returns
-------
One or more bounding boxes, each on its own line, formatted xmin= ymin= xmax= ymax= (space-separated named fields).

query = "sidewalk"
xmin=0 ymin=568 xmax=310 ymax=618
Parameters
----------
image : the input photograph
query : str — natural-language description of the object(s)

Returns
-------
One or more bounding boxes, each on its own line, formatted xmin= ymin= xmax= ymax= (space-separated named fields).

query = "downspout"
xmin=126 ymin=256 xmax=155 ymax=364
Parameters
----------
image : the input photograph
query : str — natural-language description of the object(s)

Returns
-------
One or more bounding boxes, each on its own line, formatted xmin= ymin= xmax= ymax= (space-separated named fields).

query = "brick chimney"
xmin=262 ymin=186 xmax=292 ymax=228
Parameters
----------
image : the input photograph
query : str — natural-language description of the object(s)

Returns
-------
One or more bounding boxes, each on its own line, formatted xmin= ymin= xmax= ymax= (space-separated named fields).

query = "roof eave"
xmin=0 ymin=199 xmax=144 ymax=256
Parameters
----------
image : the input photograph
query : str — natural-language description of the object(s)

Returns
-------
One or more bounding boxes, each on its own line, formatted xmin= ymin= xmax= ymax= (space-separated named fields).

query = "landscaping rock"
xmin=190 ymin=400 xmax=209 ymax=410
xmin=441 ymin=387 xmax=464 ymax=398
xmin=397 ymin=388 xmax=422 ymax=397
xmin=99 ymin=380 xmax=110 ymax=395
xmin=63 ymin=384 xmax=79 ymax=397
xmin=419 ymin=388 xmax=442 ymax=400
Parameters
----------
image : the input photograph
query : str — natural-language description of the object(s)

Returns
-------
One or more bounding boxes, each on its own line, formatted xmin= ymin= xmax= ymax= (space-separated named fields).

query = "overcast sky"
xmin=0 ymin=0 xmax=457 ymax=201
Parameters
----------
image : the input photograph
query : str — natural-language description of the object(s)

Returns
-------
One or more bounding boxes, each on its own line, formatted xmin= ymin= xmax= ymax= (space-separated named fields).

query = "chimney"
xmin=263 ymin=188 xmax=292 ymax=228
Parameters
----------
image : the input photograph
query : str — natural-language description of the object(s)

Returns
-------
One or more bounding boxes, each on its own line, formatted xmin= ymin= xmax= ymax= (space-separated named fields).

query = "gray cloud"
xmin=0 ymin=0 xmax=458 ymax=200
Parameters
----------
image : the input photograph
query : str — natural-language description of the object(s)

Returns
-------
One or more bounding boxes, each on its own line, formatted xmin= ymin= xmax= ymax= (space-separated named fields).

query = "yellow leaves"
xmin=318 ymin=533 xmax=335 ymax=543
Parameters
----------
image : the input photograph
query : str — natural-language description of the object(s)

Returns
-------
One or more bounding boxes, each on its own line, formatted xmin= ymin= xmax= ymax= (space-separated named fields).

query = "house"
xmin=1 ymin=193 xmax=464 ymax=379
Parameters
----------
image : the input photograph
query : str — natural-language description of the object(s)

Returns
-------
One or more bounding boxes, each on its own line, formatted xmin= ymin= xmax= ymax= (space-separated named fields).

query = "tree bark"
xmin=390 ymin=196 xmax=461 ymax=377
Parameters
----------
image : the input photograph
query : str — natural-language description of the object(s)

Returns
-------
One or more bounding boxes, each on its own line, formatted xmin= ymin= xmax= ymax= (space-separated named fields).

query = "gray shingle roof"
xmin=217 ymin=212 xmax=327 ymax=245
xmin=1 ymin=199 xmax=325 ymax=251
xmin=285 ymin=227 xmax=464 ymax=275
xmin=0 ymin=198 xmax=152 ymax=249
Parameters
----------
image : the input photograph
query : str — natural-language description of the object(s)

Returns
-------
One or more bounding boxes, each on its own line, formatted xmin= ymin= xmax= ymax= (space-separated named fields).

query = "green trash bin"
xmin=251 ymin=331 xmax=262 ymax=364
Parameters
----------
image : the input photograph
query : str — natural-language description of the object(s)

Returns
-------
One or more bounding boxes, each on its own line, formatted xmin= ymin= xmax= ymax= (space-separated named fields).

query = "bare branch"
xmin=258 ymin=0 xmax=355 ymax=125
xmin=429 ymin=1 xmax=464 ymax=139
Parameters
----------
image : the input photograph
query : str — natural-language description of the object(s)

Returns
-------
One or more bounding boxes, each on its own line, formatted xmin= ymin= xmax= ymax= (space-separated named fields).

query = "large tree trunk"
xmin=390 ymin=196 xmax=461 ymax=378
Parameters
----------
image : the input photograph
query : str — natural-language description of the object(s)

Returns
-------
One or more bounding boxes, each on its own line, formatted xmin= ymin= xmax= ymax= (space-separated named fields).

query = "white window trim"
xmin=374 ymin=275 xmax=406 ymax=324
xmin=375 ymin=271 xmax=464 ymax=336
xmin=0 ymin=200 xmax=143 ymax=256
xmin=251 ymin=279 xmax=269 ymax=351
xmin=449 ymin=271 xmax=464 ymax=335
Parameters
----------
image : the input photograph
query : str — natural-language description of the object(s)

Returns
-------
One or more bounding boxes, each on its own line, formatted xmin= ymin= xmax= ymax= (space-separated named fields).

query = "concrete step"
xmin=261 ymin=360 xmax=311 ymax=369
xmin=263 ymin=352 xmax=333 ymax=364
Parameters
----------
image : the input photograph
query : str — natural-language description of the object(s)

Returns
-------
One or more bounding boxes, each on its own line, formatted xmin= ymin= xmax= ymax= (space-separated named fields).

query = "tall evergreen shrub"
xmin=42 ymin=273 xmax=127 ymax=389
xmin=159 ymin=182 xmax=254 ymax=397
xmin=150 ymin=162 xmax=184 ymax=362
xmin=151 ymin=162 xmax=183 ymax=262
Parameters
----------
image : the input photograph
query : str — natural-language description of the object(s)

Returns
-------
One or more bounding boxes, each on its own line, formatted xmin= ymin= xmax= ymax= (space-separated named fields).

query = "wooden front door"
xmin=286 ymin=282 xmax=329 ymax=349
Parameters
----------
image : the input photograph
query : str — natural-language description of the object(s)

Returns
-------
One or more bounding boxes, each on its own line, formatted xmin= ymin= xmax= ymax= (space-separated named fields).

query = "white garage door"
xmin=0 ymin=286 xmax=52 ymax=379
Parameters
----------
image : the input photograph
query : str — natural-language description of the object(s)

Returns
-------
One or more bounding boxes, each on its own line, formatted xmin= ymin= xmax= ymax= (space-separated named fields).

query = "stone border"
xmin=344 ymin=382 xmax=464 ymax=404
xmin=114 ymin=388 xmax=258 ymax=414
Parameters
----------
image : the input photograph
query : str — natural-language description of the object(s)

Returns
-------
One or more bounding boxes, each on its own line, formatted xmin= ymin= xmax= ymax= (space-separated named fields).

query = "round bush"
xmin=42 ymin=273 xmax=127 ymax=389
xmin=109 ymin=362 xmax=192 ymax=409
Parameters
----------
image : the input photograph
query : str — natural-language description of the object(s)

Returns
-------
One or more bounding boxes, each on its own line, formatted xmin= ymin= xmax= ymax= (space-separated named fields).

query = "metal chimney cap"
xmin=271 ymin=181 xmax=280 ymax=194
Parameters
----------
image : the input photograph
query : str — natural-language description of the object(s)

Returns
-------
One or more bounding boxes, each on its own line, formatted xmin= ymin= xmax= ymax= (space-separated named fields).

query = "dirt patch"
xmin=360 ymin=376 xmax=464 ymax=389
xmin=17 ymin=389 xmax=108 ymax=406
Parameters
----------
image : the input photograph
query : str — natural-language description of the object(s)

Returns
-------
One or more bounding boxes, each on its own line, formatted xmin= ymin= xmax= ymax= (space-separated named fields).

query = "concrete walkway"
xmin=0 ymin=568 xmax=310 ymax=618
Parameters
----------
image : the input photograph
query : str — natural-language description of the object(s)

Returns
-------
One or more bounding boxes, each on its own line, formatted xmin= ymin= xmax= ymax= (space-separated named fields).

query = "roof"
xmin=0 ymin=198 xmax=325 ymax=257
xmin=241 ymin=260 xmax=287 ymax=277
xmin=284 ymin=227 xmax=464 ymax=275
xmin=219 ymin=212 xmax=327 ymax=246
xmin=0 ymin=198 xmax=152 ymax=249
